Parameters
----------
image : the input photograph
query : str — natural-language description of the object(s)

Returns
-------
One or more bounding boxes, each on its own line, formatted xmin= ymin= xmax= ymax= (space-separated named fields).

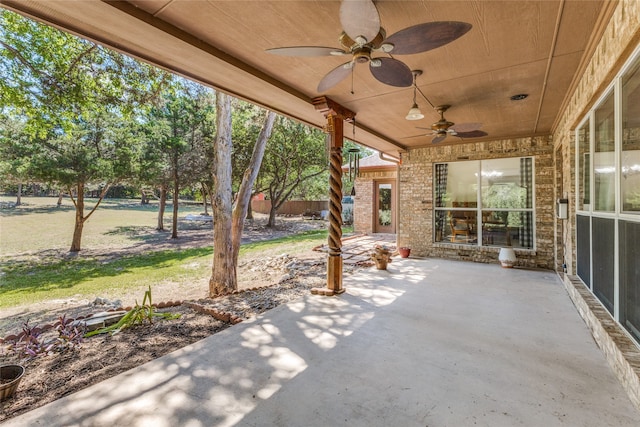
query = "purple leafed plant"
xmin=5 ymin=316 xmax=84 ymax=360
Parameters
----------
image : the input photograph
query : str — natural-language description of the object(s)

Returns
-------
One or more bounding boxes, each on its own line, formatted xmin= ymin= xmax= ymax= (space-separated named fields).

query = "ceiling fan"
xmin=415 ymin=105 xmax=487 ymax=144
xmin=266 ymin=0 xmax=471 ymax=93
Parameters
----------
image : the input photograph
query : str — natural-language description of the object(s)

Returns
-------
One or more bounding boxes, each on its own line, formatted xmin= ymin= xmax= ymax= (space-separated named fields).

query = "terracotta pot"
xmin=0 ymin=365 xmax=24 ymax=401
xmin=374 ymin=258 xmax=388 ymax=270
xmin=398 ymin=247 xmax=411 ymax=258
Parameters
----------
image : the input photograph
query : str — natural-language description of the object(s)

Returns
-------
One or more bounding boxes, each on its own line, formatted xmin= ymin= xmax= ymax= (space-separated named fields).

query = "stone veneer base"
xmin=563 ymin=274 xmax=640 ymax=410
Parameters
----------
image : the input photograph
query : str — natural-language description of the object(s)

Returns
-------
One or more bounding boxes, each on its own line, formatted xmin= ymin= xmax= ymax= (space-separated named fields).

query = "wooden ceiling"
xmin=0 ymin=0 xmax=613 ymax=157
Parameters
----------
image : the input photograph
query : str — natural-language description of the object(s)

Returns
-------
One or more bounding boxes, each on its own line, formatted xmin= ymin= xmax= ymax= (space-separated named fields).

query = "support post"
xmin=311 ymin=97 xmax=355 ymax=296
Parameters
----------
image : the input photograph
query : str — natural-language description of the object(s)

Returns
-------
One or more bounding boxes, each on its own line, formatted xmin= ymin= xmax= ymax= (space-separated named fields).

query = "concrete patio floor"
xmin=6 ymin=259 xmax=640 ymax=426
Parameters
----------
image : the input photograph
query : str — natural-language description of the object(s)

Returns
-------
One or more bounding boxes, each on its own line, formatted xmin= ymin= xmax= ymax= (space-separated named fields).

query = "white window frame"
xmin=433 ymin=157 xmax=536 ymax=250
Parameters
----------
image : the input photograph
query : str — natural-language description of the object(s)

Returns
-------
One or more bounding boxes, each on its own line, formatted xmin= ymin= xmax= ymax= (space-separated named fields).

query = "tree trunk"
xmin=68 ymin=182 xmax=110 ymax=252
xmin=171 ymin=153 xmax=179 ymax=239
xmin=57 ymin=190 xmax=64 ymax=207
xmin=201 ymin=183 xmax=209 ymax=215
xmin=268 ymin=204 xmax=277 ymax=228
xmin=70 ymin=183 xmax=85 ymax=252
xmin=141 ymin=189 xmax=149 ymax=205
xmin=209 ymin=93 xmax=236 ymax=296
xmin=157 ymin=185 xmax=167 ymax=231
xmin=203 ymin=183 xmax=214 ymax=217
xmin=246 ymin=196 xmax=253 ymax=220
xmin=231 ymin=110 xmax=276 ymax=252
xmin=171 ymin=190 xmax=179 ymax=238
xmin=16 ymin=183 xmax=22 ymax=206
xmin=209 ymin=92 xmax=276 ymax=297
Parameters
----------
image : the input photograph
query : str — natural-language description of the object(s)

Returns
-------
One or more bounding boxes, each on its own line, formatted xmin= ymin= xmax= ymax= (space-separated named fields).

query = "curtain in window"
xmin=435 ymin=164 xmax=448 ymax=238
xmin=435 ymin=164 xmax=448 ymax=207
xmin=519 ymin=157 xmax=533 ymax=247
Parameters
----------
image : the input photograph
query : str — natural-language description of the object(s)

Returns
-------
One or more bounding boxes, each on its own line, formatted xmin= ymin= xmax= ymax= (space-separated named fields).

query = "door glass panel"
xmin=378 ymin=183 xmax=392 ymax=227
xmin=577 ymin=120 xmax=591 ymax=211
xmin=622 ymin=56 xmax=640 ymax=213
xmin=594 ymin=92 xmax=615 ymax=212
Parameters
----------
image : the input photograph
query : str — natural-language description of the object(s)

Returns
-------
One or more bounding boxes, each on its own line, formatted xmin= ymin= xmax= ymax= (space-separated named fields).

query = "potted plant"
xmin=0 ymin=364 xmax=25 ymax=401
xmin=371 ymin=245 xmax=392 ymax=270
xmin=398 ymin=247 xmax=411 ymax=258
xmin=498 ymin=226 xmax=516 ymax=268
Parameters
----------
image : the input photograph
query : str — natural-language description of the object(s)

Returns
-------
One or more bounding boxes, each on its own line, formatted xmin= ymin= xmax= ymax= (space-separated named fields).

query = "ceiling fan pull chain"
xmin=352 ymin=116 xmax=356 ymax=140
xmin=350 ymin=65 xmax=355 ymax=95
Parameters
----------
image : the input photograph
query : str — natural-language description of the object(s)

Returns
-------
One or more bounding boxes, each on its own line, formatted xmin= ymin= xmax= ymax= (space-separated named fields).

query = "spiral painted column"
xmin=325 ymin=115 xmax=344 ymax=294
xmin=328 ymin=132 xmax=343 ymax=255
xmin=311 ymin=97 xmax=354 ymax=296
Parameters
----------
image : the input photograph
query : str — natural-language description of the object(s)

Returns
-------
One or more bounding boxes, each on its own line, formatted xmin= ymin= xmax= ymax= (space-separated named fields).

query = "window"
xmin=594 ymin=91 xmax=615 ymax=212
xmin=577 ymin=119 xmax=591 ymax=211
xmin=575 ymin=47 xmax=640 ymax=344
xmin=434 ymin=157 xmax=534 ymax=249
xmin=622 ymin=57 xmax=640 ymax=213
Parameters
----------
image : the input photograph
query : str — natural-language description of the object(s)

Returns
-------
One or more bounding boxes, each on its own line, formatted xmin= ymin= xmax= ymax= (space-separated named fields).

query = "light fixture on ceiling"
xmin=405 ymin=70 xmax=424 ymax=121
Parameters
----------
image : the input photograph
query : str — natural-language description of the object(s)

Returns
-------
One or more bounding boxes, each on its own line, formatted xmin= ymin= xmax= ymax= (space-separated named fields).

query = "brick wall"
xmin=552 ymin=0 xmax=640 ymax=409
xmin=553 ymin=0 xmax=640 ymax=275
xmin=398 ymin=136 xmax=554 ymax=269
xmin=353 ymin=170 xmax=396 ymax=234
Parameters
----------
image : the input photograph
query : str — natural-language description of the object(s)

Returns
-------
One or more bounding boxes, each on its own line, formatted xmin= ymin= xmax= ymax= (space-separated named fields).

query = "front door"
xmin=374 ymin=180 xmax=395 ymax=233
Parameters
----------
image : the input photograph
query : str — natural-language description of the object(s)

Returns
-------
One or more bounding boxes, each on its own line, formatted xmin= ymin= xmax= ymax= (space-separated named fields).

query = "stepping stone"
xmin=77 ymin=311 xmax=128 ymax=332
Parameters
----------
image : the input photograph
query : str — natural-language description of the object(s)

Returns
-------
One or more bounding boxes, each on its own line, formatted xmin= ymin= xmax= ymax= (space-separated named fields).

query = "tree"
xmin=140 ymin=78 xmax=215 ymax=235
xmin=137 ymin=117 xmax=172 ymax=231
xmin=0 ymin=115 xmax=31 ymax=205
xmin=35 ymin=111 xmax=142 ymax=250
xmin=0 ymin=10 xmax=169 ymax=251
xmin=228 ymin=100 xmax=270 ymax=219
xmin=258 ymin=117 xmax=328 ymax=227
xmin=209 ymin=92 xmax=276 ymax=296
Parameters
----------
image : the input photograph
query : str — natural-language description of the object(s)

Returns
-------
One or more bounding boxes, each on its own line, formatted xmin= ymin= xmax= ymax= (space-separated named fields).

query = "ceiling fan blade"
xmin=432 ymin=134 xmax=447 ymax=144
xmin=369 ymin=57 xmax=413 ymax=87
xmin=266 ymin=46 xmax=347 ymax=57
xmin=456 ymin=130 xmax=488 ymax=139
xmin=450 ymin=122 xmax=482 ymax=132
xmin=385 ymin=21 xmax=472 ymax=55
xmin=317 ymin=61 xmax=354 ymax=92
xmin=340 ymin=0 xmax=380 ymax=43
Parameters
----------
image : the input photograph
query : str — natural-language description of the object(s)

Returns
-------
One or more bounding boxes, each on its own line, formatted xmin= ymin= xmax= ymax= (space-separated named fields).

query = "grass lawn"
xmin=0 ymin=196 xmax=330 ymax=310
xmin=0 ymin=196 xmax=205 ymax=255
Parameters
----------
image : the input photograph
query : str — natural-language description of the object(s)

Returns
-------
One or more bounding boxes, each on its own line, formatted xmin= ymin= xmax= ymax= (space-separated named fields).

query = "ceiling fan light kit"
xmin=406 ymin=104 xmax=424 ymax=121
xmin=406 ymin=69 xmax=424 ymax=120
xmin=266 ymin=0 xmax=472 ymax=93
